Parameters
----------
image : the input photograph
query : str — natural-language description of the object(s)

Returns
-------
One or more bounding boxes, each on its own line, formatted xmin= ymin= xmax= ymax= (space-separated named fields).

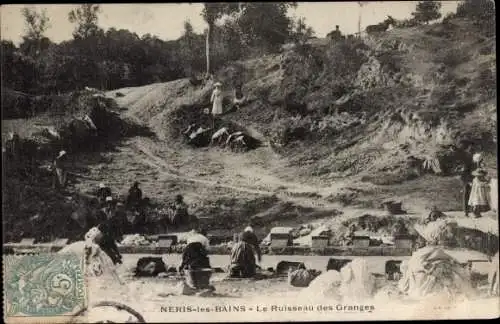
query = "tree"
xmin=236 ymin=2 xmax=297 ymax=54
xmin=411 ymin=1 xmax=442 ymax=24
xmin=183 ymin=20 xmax=195 ymax=37
xmin=201 ymin=3 xmax=229 ymax=75
xmin=68 ymin=4 xmax=102 ymax=39
xmin=179 ymin=20 xmax=200 ymax=75
xmin=290 ymin=17 xmax=315 ymax=46
xmin=20 ymin=7 xmax=51 ymax=57
xmin=357 ymin=2 xmax=370 ymax=37
xmin=456 ymin=0 xmax=495 ymax=19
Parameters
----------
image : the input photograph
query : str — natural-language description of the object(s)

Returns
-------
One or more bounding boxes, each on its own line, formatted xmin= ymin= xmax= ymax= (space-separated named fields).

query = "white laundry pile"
xmin=59 ymin=227 xmax=118 ymax=278
xmin=398 ymin=246 xmax=475 ymax=301
xmin=298 ymin=258 xmax=375 ymax=302
xmin=120 ymin=234 xmax=150 ymax=246
xmin=373 ymin=284 xmax=404 ymax=302
xmin=298 ymin=270 xmax=343 ymax=301
xmin=186 ymin=232 xmax=209 ymax=248
xmin=339 ymin=258 xmax=376 ymax=301
xmin=414 ymin=219 xmax=456 ymax=245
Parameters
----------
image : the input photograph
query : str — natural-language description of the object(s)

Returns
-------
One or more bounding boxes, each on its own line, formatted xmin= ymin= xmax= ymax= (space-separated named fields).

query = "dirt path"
xmin=107 ymin=86 xmax=351 ymax=209
xmin=78 ymin=88 xmax=424 ymax=226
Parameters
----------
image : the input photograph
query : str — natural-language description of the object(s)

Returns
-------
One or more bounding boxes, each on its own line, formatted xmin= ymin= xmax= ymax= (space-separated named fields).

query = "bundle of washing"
xmin=339 ymin=258 xmax=376 ymax=301
xmin=298 ymin=270 xmax=343 ymax=301
xmin=58 ymin=240 xmax=115 ymax=278
xmin=398 ymin=246 xmax=475 ymax=301
xmin=414 ymin=218 xmax=457 ymax=246
xmin=177 ymin=230 xmax=209 ymax=248
xmin=120 ymin=234 xmax=150 ymax=246
xmin=373 ymin=284 xmax=405 ymax=302
xmin=287 ymin=267 xmax=322 ymax=287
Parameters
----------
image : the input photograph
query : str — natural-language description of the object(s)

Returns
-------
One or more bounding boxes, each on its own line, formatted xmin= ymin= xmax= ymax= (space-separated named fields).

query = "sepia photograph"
xmin=1 ymin=1 xmax=498 ymax=322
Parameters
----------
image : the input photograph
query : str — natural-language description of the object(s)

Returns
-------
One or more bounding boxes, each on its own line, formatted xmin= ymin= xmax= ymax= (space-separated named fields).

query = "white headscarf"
xmin=57 ymin=150 xmax=67 ymax=159
xmin=473 ymin=153 xmax=483 ymax=164
xmin=244 ymin=226 xmax=254 ymax=233
xmin=186 ymin=233 xmax=209 ymax=248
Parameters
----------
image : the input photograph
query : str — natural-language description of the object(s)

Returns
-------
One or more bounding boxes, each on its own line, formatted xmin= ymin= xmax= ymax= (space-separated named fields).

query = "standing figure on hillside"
xmin=457 ymin=140 xmax=474 ymax=217
xmin=97 ymin=183 xmax=112 ymax=206
xmin=468 ymin=169 xmax=491 ymax=218
xmin=232 ymin=84 xmax=246 ymax=111
xmin=96 ymin=211 xmax=124 ymax=265
xmin=100 ymin=196 xmax=116 ymax=221
xmin=52 ymin=150 xmax=69 ymax=190
xmin=170 ymin=194 xmax=189 ymax=227
xmin=327 ymin=25 xmax=343 ymax=41
xmin=113 ymin=202 xmax=128 ymax=234
xmin=210 ymin=82 xmax=223 ymax=128
xmin=5 ymin=132 xmax=21 ymax=172
xmin=473 ymin=152 xmax=485 ymax=170
xmin=126 ymin=181 xmax=143 ymax=209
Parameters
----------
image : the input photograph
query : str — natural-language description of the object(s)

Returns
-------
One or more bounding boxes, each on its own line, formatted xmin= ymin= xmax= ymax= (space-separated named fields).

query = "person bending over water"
xmin=229 ymin=231 xmax=258 ymax=278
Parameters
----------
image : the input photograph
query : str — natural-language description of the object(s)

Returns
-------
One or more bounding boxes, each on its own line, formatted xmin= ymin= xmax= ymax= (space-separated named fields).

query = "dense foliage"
xmin=411 ymin=1 xmax=442 ymax=24
xmin=2 ymin=3 xmax=303 ymax=96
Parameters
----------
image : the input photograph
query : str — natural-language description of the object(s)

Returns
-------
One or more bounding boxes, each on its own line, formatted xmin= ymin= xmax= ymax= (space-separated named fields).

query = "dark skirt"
xmin=185 ymin=269 xmax=212 ymax=289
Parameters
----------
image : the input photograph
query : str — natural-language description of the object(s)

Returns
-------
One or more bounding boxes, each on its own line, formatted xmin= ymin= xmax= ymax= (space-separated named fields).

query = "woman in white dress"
xmin=468 ymin=168 xmax=491 ymax=218
xmin=210 ymin=82 xmax=223 ymax=116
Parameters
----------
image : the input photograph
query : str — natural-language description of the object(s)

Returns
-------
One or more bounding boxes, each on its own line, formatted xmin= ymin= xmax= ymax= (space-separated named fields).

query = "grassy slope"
xmin=2 ymin=18 xmax=497 ymax=241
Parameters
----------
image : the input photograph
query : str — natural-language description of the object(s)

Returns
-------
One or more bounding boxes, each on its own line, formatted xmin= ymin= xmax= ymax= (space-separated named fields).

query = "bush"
xmin=323 ymin=38 xmax=369 ymax=78
xmin=433 ymin=47 xmax=471 ymax=68
xmin=456 ymin=0 xmax=495 ymax=36
xmin=395 ymin=18 xmax=420 ymax=28
xmin=361 ymin=170 xmax=419 ymax=186
xmin=442 ymin=12 xmax=456 ymax=25
xmin=269 ymin=116 xmax=311 ymax=146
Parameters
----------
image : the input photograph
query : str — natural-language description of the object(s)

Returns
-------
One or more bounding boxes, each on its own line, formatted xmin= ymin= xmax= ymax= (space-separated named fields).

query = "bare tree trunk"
xmin=206 ymin=23 xmax=212 ymax=76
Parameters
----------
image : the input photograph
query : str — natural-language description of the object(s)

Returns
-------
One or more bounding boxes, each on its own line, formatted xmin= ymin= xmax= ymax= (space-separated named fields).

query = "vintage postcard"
xmin=2 ymin=1 xmax=498 ymax=323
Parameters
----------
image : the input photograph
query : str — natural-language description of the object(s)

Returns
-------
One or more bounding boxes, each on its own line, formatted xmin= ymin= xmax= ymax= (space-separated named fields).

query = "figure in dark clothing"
xmin=457 ymin=140 xmax=474 ymax=217
xmin=113 ymin=202 xmax=128 ymax=234
xmin=92 ymin=198 xmax=124 ymax=265
xmin=96 ymin=217 xmax=123 ymax=265
xmin=179 ymin=233 xmax=212 ymax=292
xmin=5 ymin=132 xmax=21 ymax=172
xmin=52 ymin=150 xmax=69 ymax=189
xmin=391 ymin=219 xmax=409 ymax=236
xmin=232 ymin=84 xmax=246 ymax=111
xmin=242 ymin=226 xmax=262 ymax=262
xmin=327 ymin=25 xmax=343 ymax=41
xmin=170 ymin=194 xmax=189 ymax=227
xmin=99 ymin=196 xmax=116 ymax=221
xmin=97 ymin=183 xmax=112 ymax=206
xmin=127 ymin=181 xmax=143 ymax=209
xmin=179 ymin=242 xmax=211 ymax=272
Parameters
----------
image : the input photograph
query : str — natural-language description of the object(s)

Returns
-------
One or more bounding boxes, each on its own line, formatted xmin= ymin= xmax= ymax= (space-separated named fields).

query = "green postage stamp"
xmin=3 ymin=253 xmax=87 ymax=321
